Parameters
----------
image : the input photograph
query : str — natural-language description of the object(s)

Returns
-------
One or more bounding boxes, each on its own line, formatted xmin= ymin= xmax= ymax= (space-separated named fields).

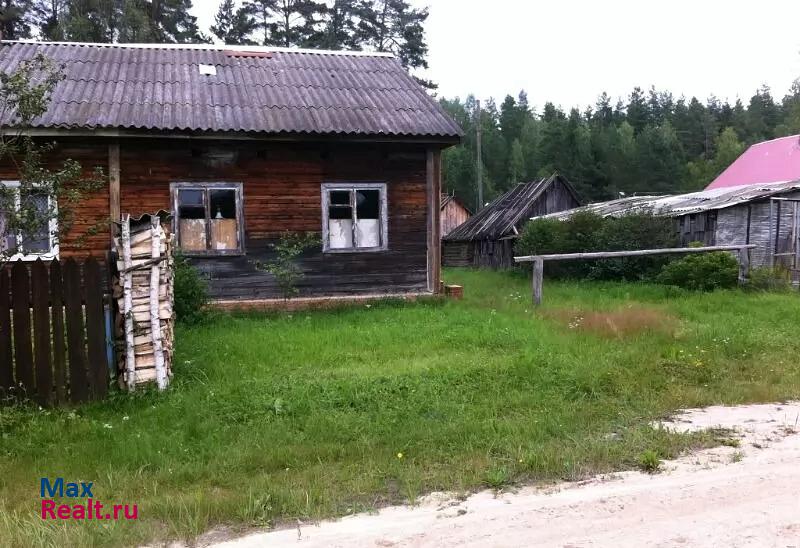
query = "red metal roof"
xmin=706 ymin=134 xmax=800 ymax=190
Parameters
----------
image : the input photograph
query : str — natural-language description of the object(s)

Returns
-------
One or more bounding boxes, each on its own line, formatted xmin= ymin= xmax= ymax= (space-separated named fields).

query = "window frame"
xmin=0 ymin=180 xmax=59 ymax=262
xmin=170 ymin=182 xmax=245 ymax=257
xmin=321 ymin=182 xmax=388 ymax=253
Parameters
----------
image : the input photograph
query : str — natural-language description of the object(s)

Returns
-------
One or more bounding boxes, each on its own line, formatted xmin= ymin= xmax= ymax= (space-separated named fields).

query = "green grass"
xmin=2 ymin=268 xmax=800 ymax=547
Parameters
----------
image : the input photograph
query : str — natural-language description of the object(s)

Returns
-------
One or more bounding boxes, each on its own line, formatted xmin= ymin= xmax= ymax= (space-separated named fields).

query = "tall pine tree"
xmin=211 ymin=0 xmax=257 ymax=44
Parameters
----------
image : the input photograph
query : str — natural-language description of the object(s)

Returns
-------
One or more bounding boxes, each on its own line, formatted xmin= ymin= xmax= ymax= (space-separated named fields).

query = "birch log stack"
xmin=112 ymin=214 xmax=174 ymax=390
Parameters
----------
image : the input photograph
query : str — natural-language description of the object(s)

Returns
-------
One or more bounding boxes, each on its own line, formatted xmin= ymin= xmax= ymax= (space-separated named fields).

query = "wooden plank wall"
xmin=0 ymin=142 xmax=111 ymax=259
xmin=715 ymin=194 xmax=800 ymax=268
xmin=117 ymin=139 xmax=434 ymax=299
xmin=0 ymin=137 xmax=440 ymax=300
xmin=441 ymin=200 xmax=471 ymax=237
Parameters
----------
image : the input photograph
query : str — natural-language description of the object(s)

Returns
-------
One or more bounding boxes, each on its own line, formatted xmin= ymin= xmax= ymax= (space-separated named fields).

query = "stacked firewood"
xmin=112 ymin=214 xmax=174 ymax=390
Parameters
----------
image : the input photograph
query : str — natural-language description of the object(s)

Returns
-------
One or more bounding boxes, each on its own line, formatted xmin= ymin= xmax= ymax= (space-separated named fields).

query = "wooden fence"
xmin=0 ymin=257 xmax=111 ymax=405
xmin=515 ymin=245 xmax=757 ymax=306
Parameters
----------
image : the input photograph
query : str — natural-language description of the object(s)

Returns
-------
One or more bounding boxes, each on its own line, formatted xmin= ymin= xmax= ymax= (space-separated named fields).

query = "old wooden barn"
xmin=542 ymin=181 xmax=800 ymax=268
xmin=0 ymin=41 xmax=463 ymax=302
xmin=440 ymin=193 xmax=471 ymax=237
xmin=442 ymin=174 xmax=581 ymax=268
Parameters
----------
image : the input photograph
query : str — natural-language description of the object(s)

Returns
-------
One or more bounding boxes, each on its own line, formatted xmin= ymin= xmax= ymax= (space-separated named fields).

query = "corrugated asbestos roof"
xmin=542 ymin=180 xmax=800 ymax=220
xmin=0 ymin=41 xmax=463 ymax=139
xmin=445 ymin=174 xmax=573 ymax=241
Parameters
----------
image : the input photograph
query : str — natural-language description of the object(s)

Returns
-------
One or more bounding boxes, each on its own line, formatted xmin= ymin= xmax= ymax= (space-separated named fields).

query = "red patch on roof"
xmin=706 ymin=134 xmax=800 ymax=190
xmin=224 ymin=50 xmax=272 ymax=58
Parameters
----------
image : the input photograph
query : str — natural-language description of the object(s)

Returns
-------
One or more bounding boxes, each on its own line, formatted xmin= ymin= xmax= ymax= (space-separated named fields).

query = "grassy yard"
xmin=2 ymin=268 xmax=800 ymax=547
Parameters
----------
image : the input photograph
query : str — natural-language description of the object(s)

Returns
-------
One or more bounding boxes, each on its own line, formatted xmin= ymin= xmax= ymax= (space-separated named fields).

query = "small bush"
xmin=173 ymin=253 xmax=210 ymax=325
xmin=656 ymin=251 xmax=739 ymax=291
xmin=254 ymin=231 xmax=320 ymax=300
xmin=746 ymin=266 xmax=792 ymax=292
xmin=637 ymin=450 xmax=661 ymax=473
xmin=484 ymin=466 xmax=511 ymax=489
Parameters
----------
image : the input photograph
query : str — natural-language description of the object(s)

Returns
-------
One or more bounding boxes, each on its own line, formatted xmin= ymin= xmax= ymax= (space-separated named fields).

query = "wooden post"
xmin=794 ymin=202 xmax=800 ymax=288
xmin=768 ymin=199 xmax=776 ymax=267
xmin=108 ymin=143 xmax=121 ymax=237
xmin=475 ymin=99 xmax=482 ymax=211
xmin=738 ymin=246 xmax=750 ymax=286
xmin=121 ymin=215 xmax=136 ymax=391
xmin=426 ymin=149 xmax=434 ymax=292
xmin=516 ymin=244 xmax=757 ymax=305
xmin=150 ymin=217 xmax=167 ymax=390
xmin=532 ymin=257 xmax=543 ymax=306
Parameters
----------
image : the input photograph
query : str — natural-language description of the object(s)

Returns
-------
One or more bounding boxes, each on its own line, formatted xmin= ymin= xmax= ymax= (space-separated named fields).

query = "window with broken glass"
xmin=0 ymin=181 xmax=58 ymax=260
xmin=321 ymin=183 xmax=388 ymax=252
xmin=171 ymin=183 xmax=243 ymax=255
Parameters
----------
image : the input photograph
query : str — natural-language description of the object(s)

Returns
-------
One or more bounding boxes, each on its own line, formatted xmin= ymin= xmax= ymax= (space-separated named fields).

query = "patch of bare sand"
xmin=209 ymin=401 xmax=800 ymax=548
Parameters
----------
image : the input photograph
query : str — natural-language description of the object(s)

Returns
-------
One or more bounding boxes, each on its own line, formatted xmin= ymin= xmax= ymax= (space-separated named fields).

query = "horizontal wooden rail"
xmin=515 ymin=244 xmax=756 ymax=263
xmin=514 ymin=245 xmax=757 ymax=306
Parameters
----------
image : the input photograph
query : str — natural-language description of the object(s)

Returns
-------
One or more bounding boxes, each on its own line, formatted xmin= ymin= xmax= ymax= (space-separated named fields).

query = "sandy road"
xmin=212 ymin=402 xmax=800 ymax=548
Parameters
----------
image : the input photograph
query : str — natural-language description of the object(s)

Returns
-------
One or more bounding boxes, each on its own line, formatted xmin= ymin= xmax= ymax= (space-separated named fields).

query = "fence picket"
xmin=11 ymin=262 xmax=34 ymax=396
xmin=31 ymin=259 xmax=52 ymax=405
xmin=63 ymin=259 xmax=89 ymax=403
xmin=2 ymin=257 xmax=114 ymax=406
xmin=49 ymin=260 xmax=67 ymax=405
xmin=0 ymin=269 xmax=12 ymax=392
xmin=84 ymin=257 xmax=108 ymax=399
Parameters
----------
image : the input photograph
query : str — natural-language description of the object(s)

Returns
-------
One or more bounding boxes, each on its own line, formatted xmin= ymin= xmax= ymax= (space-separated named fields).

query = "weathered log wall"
xmin=114 ymin=139 xmax=431 ymax=299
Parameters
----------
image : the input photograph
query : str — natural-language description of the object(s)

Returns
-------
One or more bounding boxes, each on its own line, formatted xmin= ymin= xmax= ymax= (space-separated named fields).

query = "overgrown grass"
xmin=2 ymin=268 xmax=799 ymax=547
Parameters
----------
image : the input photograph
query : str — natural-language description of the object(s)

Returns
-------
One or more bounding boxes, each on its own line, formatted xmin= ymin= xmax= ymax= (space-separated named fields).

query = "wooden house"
xmin=0 ymin=41 xmax=462 ymax=302
xmin=440 ymin=194 xmax=471 ymax=237
xmin=543 ymin=181 xmax=800 ymax=268
xmin=442 ymin=174 xmax=581 ymax=268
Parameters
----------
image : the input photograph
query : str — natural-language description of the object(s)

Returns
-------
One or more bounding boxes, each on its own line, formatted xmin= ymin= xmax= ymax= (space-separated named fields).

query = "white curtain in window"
xmin=329 ymin=219 xmax=353 ymax=249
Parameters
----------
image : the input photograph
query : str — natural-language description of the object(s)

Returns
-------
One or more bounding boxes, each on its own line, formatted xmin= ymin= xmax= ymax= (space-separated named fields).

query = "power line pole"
xmin=476 ymin=99 xmax=483 ymax=211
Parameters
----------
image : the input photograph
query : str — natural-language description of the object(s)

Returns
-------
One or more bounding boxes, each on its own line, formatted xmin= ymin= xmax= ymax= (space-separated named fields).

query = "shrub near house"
xmin=517 ymin=212 xmax=678 ymax=280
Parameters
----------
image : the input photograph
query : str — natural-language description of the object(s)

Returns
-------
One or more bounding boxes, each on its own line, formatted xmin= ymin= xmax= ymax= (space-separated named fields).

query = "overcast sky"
xmin=194 ymin=0 xmax=800 ymax=110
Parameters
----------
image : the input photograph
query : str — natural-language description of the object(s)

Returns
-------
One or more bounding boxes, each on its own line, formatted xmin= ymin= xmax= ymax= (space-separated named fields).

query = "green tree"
xmin=33 ymin=0 xmax=68 ymax=39
xmin=0 ymin=0 xmax=39 ymax=39
xmin=312 ymin=0 xmax=364 ymax=49
xmin=626 ymin=86 xmax=648 ymax=133
xmin=508 ymin=138 xmax=524 ymax=185
xmin=267 ymin=0 xmax=326 ymax=47
xmin=211 ymin=0 xmax=257 ymax=44
xmin=636 ymin=122 xmax=685 ymax=194
xmin=357 ymin=0 xmax=431 ymax=85
xmin=0 ymin=54 xmax=104 ymax=267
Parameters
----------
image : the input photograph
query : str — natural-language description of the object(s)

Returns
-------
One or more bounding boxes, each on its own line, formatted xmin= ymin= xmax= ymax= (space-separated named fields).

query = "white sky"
xmin=193 ymin=0 xmax=800 ymax=110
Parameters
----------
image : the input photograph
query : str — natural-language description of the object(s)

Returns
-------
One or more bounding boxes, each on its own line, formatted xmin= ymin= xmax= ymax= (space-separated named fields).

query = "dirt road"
xmin=213 ymin=402 xmax=800 ymax=548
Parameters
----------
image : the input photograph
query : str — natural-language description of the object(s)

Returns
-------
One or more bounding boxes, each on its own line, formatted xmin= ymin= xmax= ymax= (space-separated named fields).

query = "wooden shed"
xmin=543 ymin=181 xmax=800 ymax=268
xmin=0 ymin=41 xmax=463 ymax=303
xmin=442 ymin=174 xmax=581 ymax=268
xmin=440 ymin=194 xmax=471 ymax=237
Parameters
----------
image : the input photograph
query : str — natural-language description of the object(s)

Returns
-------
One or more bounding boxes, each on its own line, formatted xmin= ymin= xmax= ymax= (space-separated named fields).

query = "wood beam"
xmin=426 ymin=148 xmax=442 ymax=293
xmin=108 ymin=143 xmax=121 ymax=237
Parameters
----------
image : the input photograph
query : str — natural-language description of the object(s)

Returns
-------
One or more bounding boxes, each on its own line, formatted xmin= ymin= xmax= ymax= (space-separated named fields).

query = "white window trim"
xmin=1 ymin=180 xmax=59 ymax=262
xmin=170 ymin=182 xmax=245 ymax=256
xmin=321 ymin=182 xmax=388 ymax=253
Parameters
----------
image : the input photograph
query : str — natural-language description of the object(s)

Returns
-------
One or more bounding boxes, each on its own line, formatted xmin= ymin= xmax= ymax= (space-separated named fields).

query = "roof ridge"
xmin=750 ymin=134 xmax=800 ymax=147
xmin=2 ymin=40 xmax=396 ymax=58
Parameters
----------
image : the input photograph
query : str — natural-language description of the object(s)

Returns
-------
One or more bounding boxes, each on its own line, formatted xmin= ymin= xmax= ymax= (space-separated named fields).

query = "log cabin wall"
xmin=0 ymin=140 xmax=110 ymax=260
xmin=115 ymin=138 xmax=432 ymax=300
